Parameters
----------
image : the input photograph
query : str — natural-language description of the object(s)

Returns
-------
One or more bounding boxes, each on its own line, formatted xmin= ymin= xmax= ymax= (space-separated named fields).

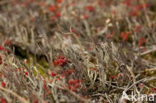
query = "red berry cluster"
xmin=0 ymin=97 xmax=6 ymax=103
xmin=1 ymin=81 xmax=5 ymax=88
xmin=138 ymin=37 xmax=146 ymax=47
xmin=54 ymin=55 xmax=68 ymax=66
xmin=0 ymin=55 xmax=2 ymax=64
xmin=67 ymin=79 xmax=83 ymax=92
xmin=51 ymin=71 xmax=56 ymax=76
xmin=44 ymin=83 xmax=49 ymax=91
xmin=120 ymin=31 xmax=130 ymax=41
xmin=0 ymin=46 xmax=4 ymax=50
xmin=85 ymin=5 xmax=94 ymax=11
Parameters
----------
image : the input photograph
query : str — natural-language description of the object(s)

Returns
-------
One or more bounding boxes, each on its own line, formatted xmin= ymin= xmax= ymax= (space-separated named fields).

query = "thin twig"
xmin=126 ymin=66 xmax=139 ymax=94
xmin=0 ymin=86 xmax=29 ymax=103
xmin=140 ymin=47 xmax=156 ymax=56
xmin=145 ymin=67 xmax=156 ymax=71
xmin=48 ymin=83 xmax=90 ymax=103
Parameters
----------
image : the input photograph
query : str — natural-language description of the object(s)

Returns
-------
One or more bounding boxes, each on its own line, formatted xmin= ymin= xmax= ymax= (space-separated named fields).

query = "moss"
xmin=37 ymin=56 xmax=49 ymax=68
xmin=33 ymin=69 xmax=37 ymax=76
xmin=36 ymin=65 xmax=48 ymax=77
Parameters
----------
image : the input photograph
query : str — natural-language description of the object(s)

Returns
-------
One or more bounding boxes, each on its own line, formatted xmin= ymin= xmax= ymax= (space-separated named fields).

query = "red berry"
xmin=51 ymin=71 xmax=56 ymax=76
xmin=60 ymin=74 xmax=63 ymax=77
xmin=1 ymin=81 xmax=5 ymax=88
xmin=85 ymin=5 xmax=94 ymax=11
xmin=25 ymin=59 xmax=28 ymax=63
xmin=110 ymin=75 xmax=115 ymax=79
xmin=0 ymin=46 xmax=4 ymax=50
xmin=1 ymin=97 xmax=6 ymax=103
xmin=68 ymin=79 xmax=74 ymax=84
xmin=56 ymin=11 xmax=61 ymax=17
xmin=70 ymin=27 xmax=75 ymax=32
xmin=25 ymin=72 xmax=28 ymax=75
xmin=57 ymin=0 xmax=62 ymax=3
xmin=69 ymin=69 xmax=74 ymax=73
xmin=49 ymin=5 xmax=55 ymax=11
xmin=33 ymin=98 xmax=38 ymax=103
xmin=44 ymin=83 xmax=49 ymax=91
xmin=73 ymin=80 xmax=79 ymax=85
